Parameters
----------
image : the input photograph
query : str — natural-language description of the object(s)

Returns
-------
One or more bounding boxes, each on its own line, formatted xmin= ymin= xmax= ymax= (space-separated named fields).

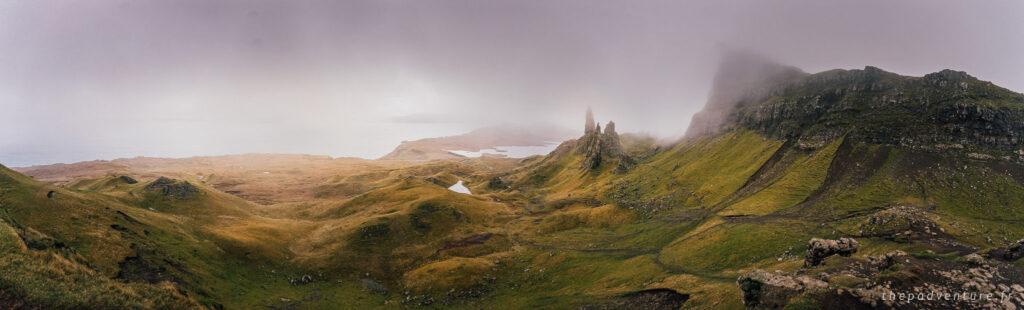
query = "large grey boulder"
xmin=737 ymin=270 xmax=827 ymax=309
xmin=804 ymin=237 xmax=859 ymax=267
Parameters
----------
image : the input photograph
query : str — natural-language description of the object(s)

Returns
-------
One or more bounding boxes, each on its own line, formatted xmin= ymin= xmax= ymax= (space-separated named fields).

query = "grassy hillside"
xmin=4 ymin=124 xmax=1024 ymax=309
xmin=488 ymin=107 xmax=1024 ymax=308
xmin=0 ymin=218 xmax=199 ymax=309
xmin=0 ymin=164 xmax=386 ymax=308
xmin=7 ymin=117 xmax=1024 ymax=308
xmin=0 ymin=165 xmax=201 ymax=308
xmin=2 ymin=66 xmax=1023 ymax=308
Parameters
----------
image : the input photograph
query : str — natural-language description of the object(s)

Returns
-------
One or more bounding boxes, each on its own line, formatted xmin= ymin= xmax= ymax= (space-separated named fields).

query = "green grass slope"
xmin=3 ymin=63 xmax=1024 ymax=309
xmin=0 ymin=165 xmax=202 ymax=308
xmin=497 ymin=117 xmax=1024 ymax=308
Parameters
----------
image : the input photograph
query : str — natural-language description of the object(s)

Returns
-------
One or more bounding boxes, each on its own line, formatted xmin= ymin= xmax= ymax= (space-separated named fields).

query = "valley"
xmin=2 ymin=56 xmax=1024 ymax=309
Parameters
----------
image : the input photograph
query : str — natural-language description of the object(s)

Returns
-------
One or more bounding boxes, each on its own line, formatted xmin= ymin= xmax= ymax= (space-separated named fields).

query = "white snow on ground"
xmin=447 ymin=180 xmax=472 ymax=194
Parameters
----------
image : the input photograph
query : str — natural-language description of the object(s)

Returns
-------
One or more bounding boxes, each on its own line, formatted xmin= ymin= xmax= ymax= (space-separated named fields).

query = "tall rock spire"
xmin=575 ymin=108 xmax=632 ymax=172
xmin=585 ymin=107 xmax=596 ymax=133
xmin=601 ymin=121 xmax=624 ymax=160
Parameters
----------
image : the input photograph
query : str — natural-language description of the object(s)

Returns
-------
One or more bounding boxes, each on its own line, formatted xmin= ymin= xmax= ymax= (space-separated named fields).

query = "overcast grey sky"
xmin=1 ymin=0 xmax=1022 ymax=166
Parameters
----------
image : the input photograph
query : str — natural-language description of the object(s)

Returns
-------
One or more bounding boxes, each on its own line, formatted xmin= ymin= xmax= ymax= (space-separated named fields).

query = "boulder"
xmin=987 ymin=239 xmax=1024 ymax=262
xmin=964 ymin=253 xmax=987 ymax=266
xmin=859 ymin=205 xmax=940 ymax=242
xmin=737 ymin=269 xmax=827 ymax=309
xmin=289 ymin=274 xmax=314 ymax=285
xmin=805 ymin=237 xmax=859 ymax=267
xmin=361 ymin=278 xmax=388 ymax=295
xmin=145 ymin=177 xmax=200 ymax=199
xmin=867 ymin=250 xmax=908 ymax=269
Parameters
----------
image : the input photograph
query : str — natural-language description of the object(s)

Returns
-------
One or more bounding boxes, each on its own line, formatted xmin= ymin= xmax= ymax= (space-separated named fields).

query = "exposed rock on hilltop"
xmin=145 ymin=177 xmax=199 ymax=199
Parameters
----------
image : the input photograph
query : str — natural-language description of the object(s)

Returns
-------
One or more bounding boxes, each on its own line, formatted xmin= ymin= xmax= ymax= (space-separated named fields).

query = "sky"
xmin=1 ymin=0 xmax=1022 ymax=167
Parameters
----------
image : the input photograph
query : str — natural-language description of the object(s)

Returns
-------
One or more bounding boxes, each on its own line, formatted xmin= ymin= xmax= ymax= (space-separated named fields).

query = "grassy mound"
xmin=403 ymin=257 xmax=496 ymax=294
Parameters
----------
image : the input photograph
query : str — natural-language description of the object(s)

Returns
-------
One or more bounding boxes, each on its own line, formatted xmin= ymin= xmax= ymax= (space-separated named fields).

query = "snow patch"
xmin=447 ymin=180 xmax=472 ymax=194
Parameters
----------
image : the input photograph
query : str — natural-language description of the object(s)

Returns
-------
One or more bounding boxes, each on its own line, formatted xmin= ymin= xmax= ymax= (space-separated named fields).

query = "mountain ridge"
xmin=688 ymin=53 xmax=1024 ymax=161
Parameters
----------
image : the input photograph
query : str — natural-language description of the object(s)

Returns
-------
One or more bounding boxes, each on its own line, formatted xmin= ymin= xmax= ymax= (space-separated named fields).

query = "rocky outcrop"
xmin=804 ymin=237 xmax=859 ymax=267
xmin=118 ymin=175 xmax=138 ymax=184
xmin=144 ymin=177 xmax=199 ymax=199
xmin=987 ymin=239 xmax=1024 ymax=262
xmin=576 ymin=109 xmax=633 ymax=172
xmin=739 ymin=248 xmax=1024 ymax=309
xmin=737 ymin=270 xmax=827 ymax=309
xmin=859 ymin=205 xmax=941 ymax=241
xmin=856 ymin=205 xmax=978 ymax=255
xmin=845 ymin=253 xmax=1024 ymax=309
xmin=867 ymin=250 xmax=909 ymax=269
xmin=601 ymin=121 xmax=624 ymax=156
xmin=579 ymin=123 xmax=605 ymax=170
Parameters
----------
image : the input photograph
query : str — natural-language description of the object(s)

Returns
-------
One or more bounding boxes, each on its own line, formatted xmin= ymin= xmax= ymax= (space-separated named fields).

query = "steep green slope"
xmin=0 ymin=165 xmax=202 ymax=308
xmin=0 ymin=218 xmax=200 ymax=309
xmin=501 ymin=134 xmax=1022 ymax=308
xmin=610 ymin=130 xmax=784 ymax=212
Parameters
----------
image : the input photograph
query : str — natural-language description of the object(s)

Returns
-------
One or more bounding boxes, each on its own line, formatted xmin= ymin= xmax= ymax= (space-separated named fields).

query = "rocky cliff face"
xmin=735 ymin=67 xmax=1024 ymax=156
xmin=688 ymin=52 xmax=1024 ymax=159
